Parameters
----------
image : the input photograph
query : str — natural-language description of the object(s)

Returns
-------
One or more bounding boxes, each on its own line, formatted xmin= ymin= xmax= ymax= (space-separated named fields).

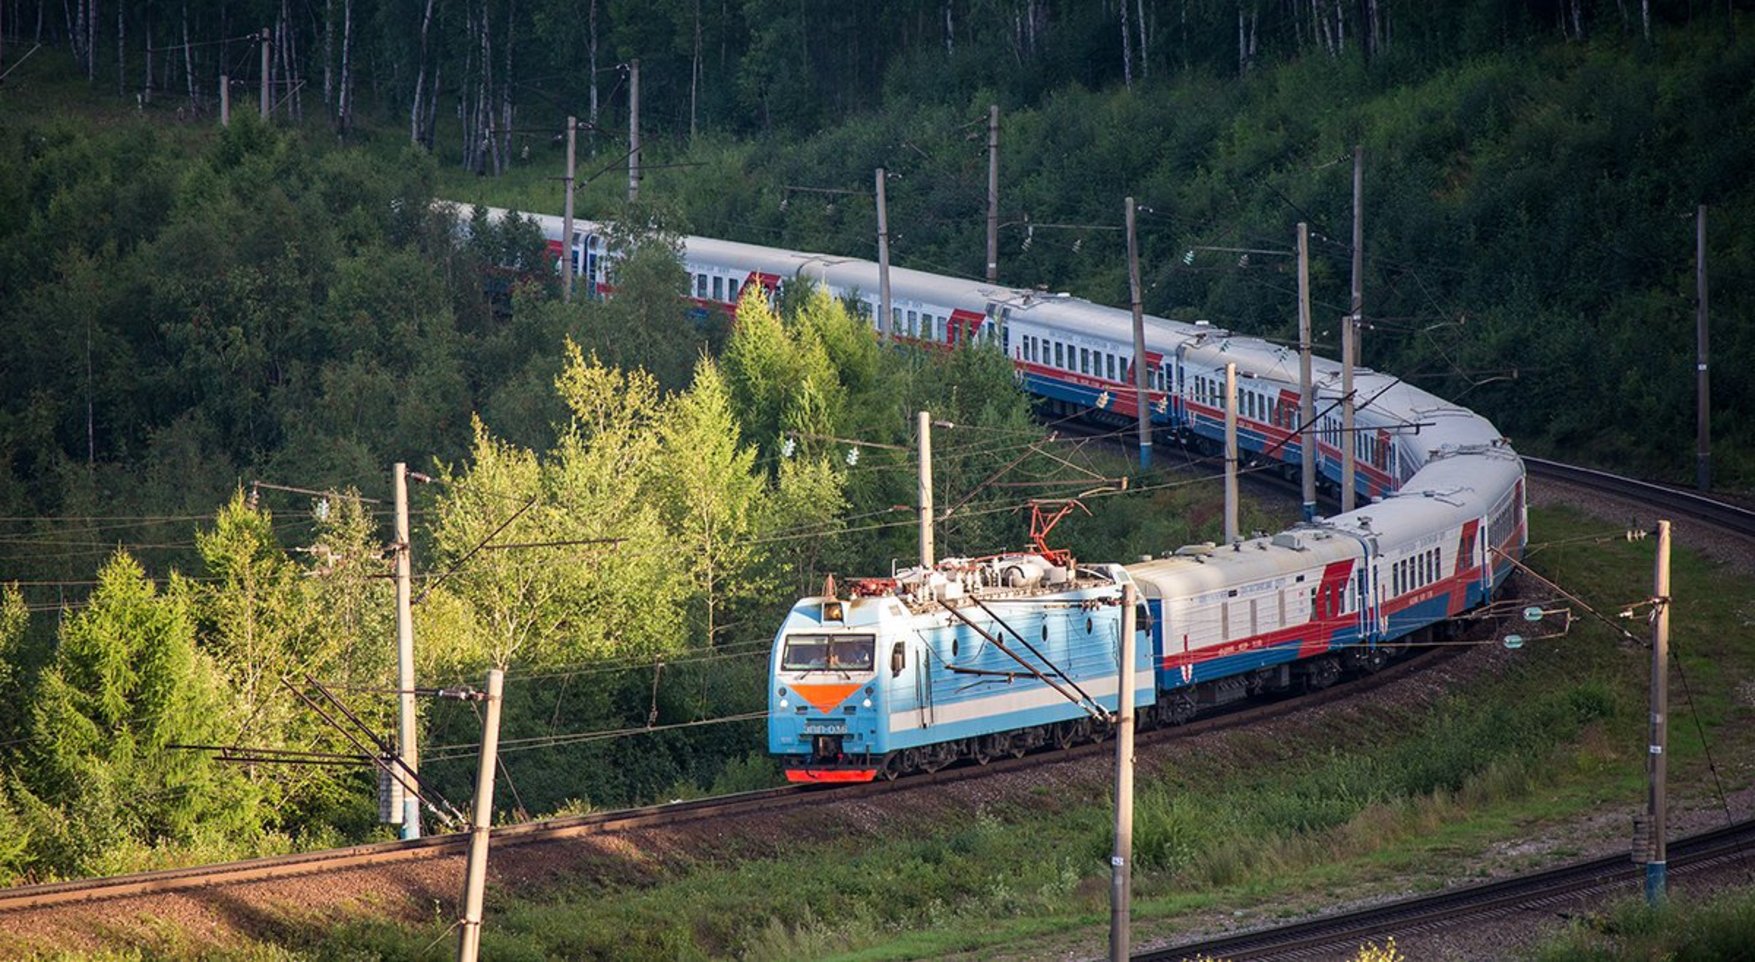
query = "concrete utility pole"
xmin=1224 ymin=362 xmax=1239 ymax=544
xmin=1696 ymin=206 xmax=1711 ymax=492
xmin=220 ymin=74 xmax=230 ymax=126
xmin=1340 ymin=315 xmax=1357 ymax=514
xmin=986 ymin=104 xmax=1000 ymax=284
xmin=917 ymin=411 xmax=935 ymax=568
xmin=1350 ymin=144 xmax=1364 ymax=368
xmin=259 ymin=28 xmax=271 ymax=120
xmin=562 ymin=116 xmax=577 ymax=304
xmin=1645 ymin=519 xmax=1671 ymax=905
xmin=455 ymin=669 xmax=505 ymax=962
xmin=1126 ymin=197 xmax=1152 ymax=471
xmin=876 ymin=168 xmax=892 ymax=344
xmin=1109 ymin=583 xmax=1138 ymax=962
xmin=627 ymin=59 xmax=641 ymax=203
xmin=1297 ymin=222 xmax=1316 ymax=522
xmin=393 ymin=463 xmax=421 ymax=839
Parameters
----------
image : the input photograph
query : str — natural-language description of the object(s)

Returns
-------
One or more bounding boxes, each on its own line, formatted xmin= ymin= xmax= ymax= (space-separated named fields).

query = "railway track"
xmin=1523 ymin=457 xmax=1755 ymax=540
xmin=8 ymin=454 xmax=1744 ymax=945
xmin=1125 ymin=458 xmax=1755 ymax=960
xmin=0 ymin=644 xmax=1456 ymax=915
xmin=1143 ymin=819 xmax=1755 ymax=961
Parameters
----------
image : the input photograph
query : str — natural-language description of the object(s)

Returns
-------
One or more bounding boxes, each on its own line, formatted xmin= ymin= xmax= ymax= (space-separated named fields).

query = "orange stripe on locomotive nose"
xmin=791 ymin=682 xmax=861 ymax=713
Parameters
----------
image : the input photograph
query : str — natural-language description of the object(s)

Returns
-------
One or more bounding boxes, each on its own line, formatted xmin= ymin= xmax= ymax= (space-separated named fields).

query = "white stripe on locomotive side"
xmin=887 ymin=667 xmax=1156 ymax=733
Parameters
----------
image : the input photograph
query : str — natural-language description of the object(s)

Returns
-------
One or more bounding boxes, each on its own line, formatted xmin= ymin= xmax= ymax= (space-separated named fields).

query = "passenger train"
xmin=453 ymin=202 xmax=1527 ymax=783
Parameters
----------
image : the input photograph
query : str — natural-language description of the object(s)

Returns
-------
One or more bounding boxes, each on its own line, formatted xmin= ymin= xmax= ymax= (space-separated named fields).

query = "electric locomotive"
xmin=769 ymin=552 xmax=1155 ymax=782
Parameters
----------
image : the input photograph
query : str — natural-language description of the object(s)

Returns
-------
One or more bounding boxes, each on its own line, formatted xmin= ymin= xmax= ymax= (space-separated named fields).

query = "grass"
xmin=12 ymin=502 xmax=1751 ymax=960
xmin=1528 ymin=888 xmax=1755 ymax=961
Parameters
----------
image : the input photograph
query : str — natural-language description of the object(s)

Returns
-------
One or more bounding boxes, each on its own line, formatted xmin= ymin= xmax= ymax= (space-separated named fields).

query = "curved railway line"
xmin=1524 ymin=456 xmax=1755 ymax=540
xmin=2 ymin=457 xmax=1749 ymax=958
xmin=0 ymin=643 xmax=1455 ymax=916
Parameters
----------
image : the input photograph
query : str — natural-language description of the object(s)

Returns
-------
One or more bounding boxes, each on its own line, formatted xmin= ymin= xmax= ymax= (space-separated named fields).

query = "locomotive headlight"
xmin=862 ymin=698 xmax=872 ymax=708
xmin=779 ymin=698 xmax=790 ymax=709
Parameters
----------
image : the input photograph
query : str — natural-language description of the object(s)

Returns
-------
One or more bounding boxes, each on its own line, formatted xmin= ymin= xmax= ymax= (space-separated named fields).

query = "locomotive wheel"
xmin=972 ymin=737 xmax=994 ymax=766
xmin=879 ymin=753 xmax=902 ymax=781
xmin=1053 ymin=721 xmax=1077 ymax=750
xmin=1089 ymin=717 xmax=1110 ymax=744
xmin=1009 ymin=732 xmax=1028 ymax=758
xmin=900 ymin=747 xmax=922 ymax=773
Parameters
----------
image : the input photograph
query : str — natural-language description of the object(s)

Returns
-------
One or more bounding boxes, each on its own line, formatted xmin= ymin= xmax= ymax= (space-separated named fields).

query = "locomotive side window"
xmin=890 ymin=641 xmax=906 ymax=676
xmin=713 ymin=276 xmax=724 ymax=301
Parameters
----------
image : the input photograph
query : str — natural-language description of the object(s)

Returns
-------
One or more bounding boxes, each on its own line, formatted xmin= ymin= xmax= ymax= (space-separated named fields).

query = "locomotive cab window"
xmin=781 ymin=634 xmax=876 ymax=672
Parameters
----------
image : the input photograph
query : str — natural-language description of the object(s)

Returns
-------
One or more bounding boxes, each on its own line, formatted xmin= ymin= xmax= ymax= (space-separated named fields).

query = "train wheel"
xmin=879 ymin=753 xmax=902 ymax=781
xmin=973 ymin=737 xmax=994 ymax=766
xmin=1304 ymin=657 xmax=1341 ymax=691
xmin=1163 ymin=691 xmax=1196 ymax=726
xmin=1053 ymin=721 xmax=1076 ymax=750
xmin=901 ymin=747 xmax=922 ymax=774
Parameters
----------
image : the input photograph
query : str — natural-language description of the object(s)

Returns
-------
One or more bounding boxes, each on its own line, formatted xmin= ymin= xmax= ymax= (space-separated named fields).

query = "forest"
xmin=0 ymin=0 xmax=1751 ymax=882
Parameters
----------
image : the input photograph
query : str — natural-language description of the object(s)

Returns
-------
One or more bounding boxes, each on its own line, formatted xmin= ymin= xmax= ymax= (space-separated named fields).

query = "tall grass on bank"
xmin=1530 ymin=888 xmax=1755 ymax=961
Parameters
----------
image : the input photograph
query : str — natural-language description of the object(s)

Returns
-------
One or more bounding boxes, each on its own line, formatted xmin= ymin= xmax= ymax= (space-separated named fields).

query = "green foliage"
xmin=1531 ymin=888 xmax=1755 ymax=961
xmin=14 ymin=552 xmax=266 ymax=879
xmin=657 ymin=357 xmax=767 ymax=645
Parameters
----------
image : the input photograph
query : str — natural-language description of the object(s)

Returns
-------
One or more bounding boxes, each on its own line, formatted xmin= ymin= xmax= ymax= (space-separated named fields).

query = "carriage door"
xmin=583 ymin=234 xmax=601 ymax=297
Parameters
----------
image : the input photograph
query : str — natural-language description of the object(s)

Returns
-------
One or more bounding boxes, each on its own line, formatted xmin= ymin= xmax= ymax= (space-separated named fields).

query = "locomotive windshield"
xmin=781 ymin=634 xmax=876 ymax=672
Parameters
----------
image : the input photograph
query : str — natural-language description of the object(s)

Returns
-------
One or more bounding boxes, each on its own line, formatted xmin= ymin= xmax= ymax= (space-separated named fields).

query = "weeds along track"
xmin=1144 ymin=819 xmax=1755 ymax=961
xmin=0 ymin=646 xmax=1454 ymax=916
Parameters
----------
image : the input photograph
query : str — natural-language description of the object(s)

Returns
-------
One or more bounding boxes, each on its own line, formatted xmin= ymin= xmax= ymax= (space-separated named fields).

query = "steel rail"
xmin=1523 ymin=456 xmax=1755 ymax=540
xmin=1142 ymin=819 xmax=1755 ymax=961
xmin=0 ymin=647 xmax=1455 ymax=915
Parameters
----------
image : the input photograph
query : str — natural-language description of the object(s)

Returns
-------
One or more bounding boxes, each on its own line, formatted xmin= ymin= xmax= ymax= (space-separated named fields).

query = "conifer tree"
xmin=19 ymin=552 xmax=264 ymax=878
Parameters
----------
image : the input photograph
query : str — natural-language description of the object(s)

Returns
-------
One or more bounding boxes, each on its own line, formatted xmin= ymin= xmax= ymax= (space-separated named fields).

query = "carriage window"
xmin=907 ymin=310 xmax=918 ymax=336
xmin=782 ymin=633 xmax=876 ymax=672
xmin=1055 ymin=342 xmax=1065 ymax=368
xmin=712 ymin=276 xmax=724 ymax=301
xmin=1080 ymin=348 xmax=1091 ymax=375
